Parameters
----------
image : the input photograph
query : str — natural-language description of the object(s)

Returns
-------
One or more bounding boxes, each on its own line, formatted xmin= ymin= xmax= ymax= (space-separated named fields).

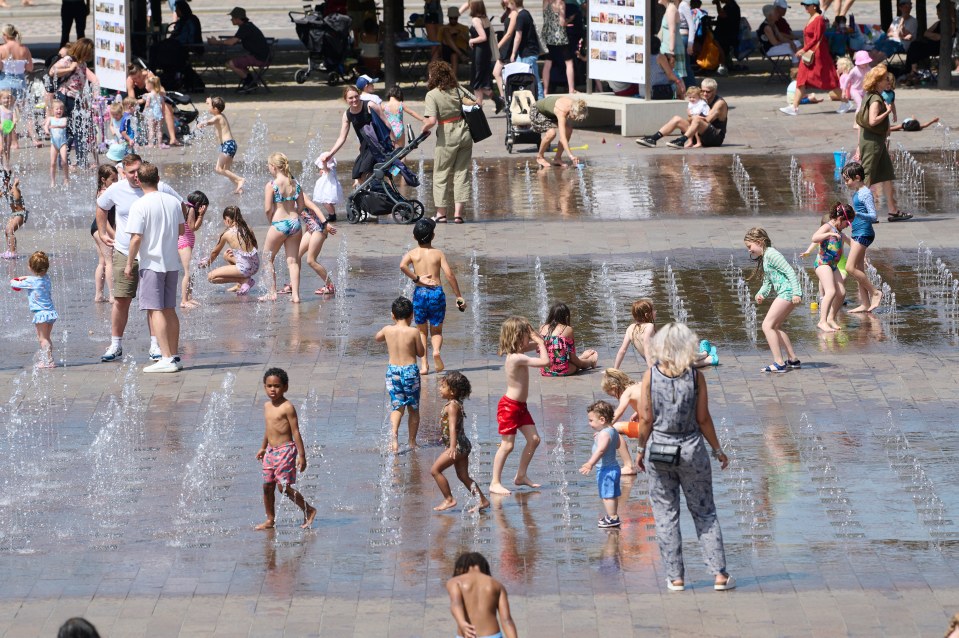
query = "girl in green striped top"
xmin=745 ymin=228 xmax=802 ymax=374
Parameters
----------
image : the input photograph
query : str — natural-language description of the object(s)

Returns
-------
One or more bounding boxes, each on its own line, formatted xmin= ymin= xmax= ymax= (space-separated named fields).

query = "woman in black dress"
xmin=468 ymin=0 xmax=495 ymax=107
xmin=492 ymin=0 xmax=517 ymax=111
xmin=320 ymin=85 xmax=391 ymax=186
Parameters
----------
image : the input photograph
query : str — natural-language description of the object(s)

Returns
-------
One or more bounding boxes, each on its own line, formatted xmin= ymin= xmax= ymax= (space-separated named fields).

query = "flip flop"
xmin=277 ymin=283 xmax=293 ymax=294
xmin=453 ymin=217 xmax=465 ymax=224
xmin=433 ymin=215 xmax=448 ymax=223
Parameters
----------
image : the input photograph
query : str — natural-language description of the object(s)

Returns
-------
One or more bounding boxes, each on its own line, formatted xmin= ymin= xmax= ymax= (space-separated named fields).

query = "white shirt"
xmin=687 ymin=98 xmax=710 ymax=117
xmin=126 ymin=191 xmax=184 ymax=272
xmin=360 ymin=92 xmax=383 ymax=105
xmin=97 ymin=179 xmax=182 ymax=255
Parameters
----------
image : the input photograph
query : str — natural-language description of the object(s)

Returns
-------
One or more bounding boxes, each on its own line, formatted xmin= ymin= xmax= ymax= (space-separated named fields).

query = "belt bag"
xmin=648 ymin=442 xmax=681 ymax=469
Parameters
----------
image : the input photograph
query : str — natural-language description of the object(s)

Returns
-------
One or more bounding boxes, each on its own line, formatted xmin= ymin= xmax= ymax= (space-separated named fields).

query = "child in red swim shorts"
xmin=489 ymin=317 xmax=550 ymax=496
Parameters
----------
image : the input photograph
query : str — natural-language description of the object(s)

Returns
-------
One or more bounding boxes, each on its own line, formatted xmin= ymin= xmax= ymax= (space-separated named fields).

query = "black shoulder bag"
xmin=458 ymin=87 xmax=492 ymax=143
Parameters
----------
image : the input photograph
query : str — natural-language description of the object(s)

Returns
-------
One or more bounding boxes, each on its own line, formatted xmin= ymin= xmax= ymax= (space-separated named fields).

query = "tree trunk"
xmin=383 ymin=0 xmax=402 ymax=86
xmin=939 ymin=4 xmax=953 ymax=88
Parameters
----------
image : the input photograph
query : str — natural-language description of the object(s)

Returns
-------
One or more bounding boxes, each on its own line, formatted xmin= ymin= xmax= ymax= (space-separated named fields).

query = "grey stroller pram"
xmin=346 ymin=127 xmax=430 ymax=225
xmin=290 ymin=9 xmax=355 ymax=85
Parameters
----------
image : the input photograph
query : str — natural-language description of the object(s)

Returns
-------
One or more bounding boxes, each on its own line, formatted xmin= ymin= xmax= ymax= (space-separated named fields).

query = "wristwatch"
xmin=413 ymin=275 xmax=420 ymax=283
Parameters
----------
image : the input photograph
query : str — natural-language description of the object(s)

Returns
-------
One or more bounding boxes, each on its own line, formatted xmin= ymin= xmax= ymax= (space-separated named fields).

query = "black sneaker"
xmin=635 ymin=136 xmax=658 ymax=148
xmin=666 ymin=136 xmax=688 ymax=149
xmin=598 ymin=515 xmax=621 ymax=528
xmin=786 ymin=359 xmax=801 ymax=369
xmin=326 ymin=212 xmax=337 ymax=222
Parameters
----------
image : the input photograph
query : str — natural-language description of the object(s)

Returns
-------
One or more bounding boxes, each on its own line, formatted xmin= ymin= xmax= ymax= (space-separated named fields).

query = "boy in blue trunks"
xmin=196 ymin=96 xmax=245 ymax=195
xmin=255 ymin=367 xmax=317 ymax=530
xmin=375 ymin=297 xmax=426 ymax=452
xmin=399 ymin=218 xmax=466 ymax=375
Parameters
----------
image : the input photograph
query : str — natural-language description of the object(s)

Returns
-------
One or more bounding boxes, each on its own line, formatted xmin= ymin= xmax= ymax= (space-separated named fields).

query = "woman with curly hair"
xmin=421 ymin=61 xmax=475 ymax=224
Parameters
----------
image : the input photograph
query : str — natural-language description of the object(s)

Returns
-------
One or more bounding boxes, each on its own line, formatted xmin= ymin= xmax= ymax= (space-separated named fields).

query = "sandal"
xmin=315 ymin=283 xmax=335 ymax=295
xmin=453 ymin=217 xmax=465 ymax=224
xmin=433 ymin=215 xmax=448 ymax=223
xmin=277 ymin=283 xmax=293 ymax=294
xmin=888 ymin=211 xmax=913 ymax=222
xmin=761 ymin=362 xmax=788 ymax=373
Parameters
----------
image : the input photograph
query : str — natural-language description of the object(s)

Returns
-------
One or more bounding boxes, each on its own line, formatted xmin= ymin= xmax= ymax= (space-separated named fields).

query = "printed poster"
xmin=588 ymin=0 xmax=647 ymax=86
xmin=94 ymin=0 xmax=130 ymax=92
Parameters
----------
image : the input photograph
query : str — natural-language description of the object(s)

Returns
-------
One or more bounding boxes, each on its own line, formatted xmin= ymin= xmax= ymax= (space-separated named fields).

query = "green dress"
xmin=858 ymin=92 xmax=895 ymax=185
xmin=424 ymin=87 xmax=474 ymax=208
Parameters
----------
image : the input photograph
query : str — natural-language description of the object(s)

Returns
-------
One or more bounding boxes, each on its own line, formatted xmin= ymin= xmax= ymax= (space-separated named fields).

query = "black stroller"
xmin=346 ymin=127 xmax=430 ymax=225
xmin=502 ymin=62 xmax=541 ymax=153
xmin=290 ymin=9 xmax=355 ymax=85
xmin=131 ymin=58 xmax=199 ymax=141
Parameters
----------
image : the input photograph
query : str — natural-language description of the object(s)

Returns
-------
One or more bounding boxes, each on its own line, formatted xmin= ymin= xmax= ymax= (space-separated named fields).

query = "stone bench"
xmin=575 ymin=93 xmax=687 ymax=138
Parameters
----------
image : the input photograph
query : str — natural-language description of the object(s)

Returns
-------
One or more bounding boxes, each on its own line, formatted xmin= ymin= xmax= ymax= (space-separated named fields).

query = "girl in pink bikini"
xmin=178 ymin=191 xmax=208 ymax=308
xmin=538 ymin=302 xmax=599 ymax=376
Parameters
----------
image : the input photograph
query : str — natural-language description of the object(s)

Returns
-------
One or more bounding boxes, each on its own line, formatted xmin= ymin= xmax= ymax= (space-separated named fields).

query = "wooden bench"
xmin=576 ymin=93 xmax=687 ymax=137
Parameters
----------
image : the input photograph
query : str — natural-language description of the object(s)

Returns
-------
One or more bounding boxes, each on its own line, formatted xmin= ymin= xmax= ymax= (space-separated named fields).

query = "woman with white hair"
xmin=630 ymin=322 xmax=734 ymax=593
xmin=529 ymin=95 xmax=588 ymax=168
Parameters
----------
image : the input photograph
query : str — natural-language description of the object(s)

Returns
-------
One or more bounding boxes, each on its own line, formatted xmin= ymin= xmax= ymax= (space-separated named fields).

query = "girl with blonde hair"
xmin=744 ymin=227 xmax=802 ymax=373
xmin=261 ymin=152 xmax=305 ymax=302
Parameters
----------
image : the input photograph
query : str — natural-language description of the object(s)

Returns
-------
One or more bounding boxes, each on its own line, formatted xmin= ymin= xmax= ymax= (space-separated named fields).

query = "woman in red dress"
xmin=780 ymin=0 xmax=839 ymax=115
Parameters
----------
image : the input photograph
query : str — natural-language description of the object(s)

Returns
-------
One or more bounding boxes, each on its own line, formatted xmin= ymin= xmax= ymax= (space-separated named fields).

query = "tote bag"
xmin=458 ymin=88 xmax=492 ymax=143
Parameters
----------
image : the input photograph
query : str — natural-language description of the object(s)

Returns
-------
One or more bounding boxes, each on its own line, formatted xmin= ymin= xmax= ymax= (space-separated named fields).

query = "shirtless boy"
xmin=255 ymin=367 xmax=317 ymax=530
xmin=375 ymin=296 xmax=426 ymax=453
xmin=399 ymin=218 xmax=465 ymax=375
xmin=196 ymin=96 xmax=244 ymax=194
xmin=489 ymin=316 xmax=548 ymax=496
xmin=446 ymin=552 xmax=518 ymax=638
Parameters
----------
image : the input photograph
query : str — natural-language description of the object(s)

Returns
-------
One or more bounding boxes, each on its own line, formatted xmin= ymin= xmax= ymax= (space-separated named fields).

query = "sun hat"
xmin=853 ymin=50 xmax=872 ymax=65
xmin=228 ymin=7 xmax=246 ymax=19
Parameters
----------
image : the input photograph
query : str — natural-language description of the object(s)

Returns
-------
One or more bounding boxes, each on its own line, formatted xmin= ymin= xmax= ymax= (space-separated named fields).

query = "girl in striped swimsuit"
xmin=745 ymin=227 xmax=803 ymax=373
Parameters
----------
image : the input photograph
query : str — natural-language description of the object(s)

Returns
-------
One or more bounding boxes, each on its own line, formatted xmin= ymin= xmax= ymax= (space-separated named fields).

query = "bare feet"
xmin=433 ymin=498 xmax=457 ymax=511
xmin=233 ymin=179 xmax=245 ymax=195
xmin=536 ymin=157 xmax=552 ymax=169
xmin=433 ymin=353 xmax=445 ymax=373
xmin=489 ymin=483 xmax=511 ymax=495
xmin=469 ymin=496 xmax=491 ymax=513
xmin=514 ymin=476 xmax=541 ymax=489
xmin=180 ymin=299 xmax=200 ymax=309
xmin=817 ymin=322 xmax=837 ymax=333
xmin=827 ymin=320 xmax=843 ymax=330
xmin=390 ymin=436 xmax=399 ymax=453
xmin=848 ymin=304 xmax=868 ymax=313
xmin=301 ymin=506 xmax=317 ymax=529
xmin=621 ymin=465 xmax=638 ymax=476
xmin=254 ymin=519 xmax=275 ymax=530
xmin=868 ymin=290 xmax=883 ymax=311
xmin=408 ymin=440 xmax=418 ymax=450
xmin=258 ymin=292 xmax=277 ymax=302
xmin=94 ymin=295 xmax=106 ymax=303
xmin=291 ymin=295 xmax=301 ymax=303
xmin=419 ymin=362 xmax=429 ymax=375
xmin=227 ymin=284 xmax=240 ymax=292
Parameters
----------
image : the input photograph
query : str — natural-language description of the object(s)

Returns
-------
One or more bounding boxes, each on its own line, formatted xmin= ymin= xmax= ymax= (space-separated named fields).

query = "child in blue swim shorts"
xmin=376 ymin=297 xmax=426 ymax=452
xmin=579 ymin=400 xmax=622 ymax=529
xmin=399 ymin=218 xmax=466 ymax=375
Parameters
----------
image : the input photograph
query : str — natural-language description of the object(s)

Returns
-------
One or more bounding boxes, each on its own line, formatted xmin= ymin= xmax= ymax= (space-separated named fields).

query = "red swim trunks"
xmin=262 ymin=441 xmax=297 ymax=485
xmin=497 ymin=396 xmax=535 ymax=436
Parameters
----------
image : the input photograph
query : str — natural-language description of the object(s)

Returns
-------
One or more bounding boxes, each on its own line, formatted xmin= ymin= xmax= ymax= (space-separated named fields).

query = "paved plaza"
xmin=1 ymin=3 xmax=959 ymax=637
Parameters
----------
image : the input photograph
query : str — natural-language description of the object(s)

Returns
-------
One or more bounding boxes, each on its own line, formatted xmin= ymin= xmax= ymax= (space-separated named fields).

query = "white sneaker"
xmin=143 ymin=360 xmax=179 ymax=373
xmin=149 ymin=344 xmax=162 ymax=360
xmin=173 ymin=356 xmax=184 ymax=371
xmin=100 ymin=344 xmax=122 ymax=362
xmin=836 ymin=101 xmax=852 ymax=114
xmin=779 ymin=106 xmax=798 ymax=116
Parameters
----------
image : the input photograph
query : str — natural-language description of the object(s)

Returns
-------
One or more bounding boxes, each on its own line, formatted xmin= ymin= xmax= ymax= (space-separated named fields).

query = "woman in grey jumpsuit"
xmin=633 ymin=323 xmax=735 ymax=592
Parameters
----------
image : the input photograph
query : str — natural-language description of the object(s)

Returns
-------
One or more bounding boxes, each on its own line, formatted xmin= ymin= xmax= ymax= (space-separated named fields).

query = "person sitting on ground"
xmin=890 ymin=116 xmax=939 ymax=132
xmin=636 ymin=77 xmax=727 ymax=149
xmin=529 ymin=94 xmax=588 ymax=168
xmin=436 ymin=6 xmax=471 ymax=70
xmin=206 ymin=7 xmax=270 ymax=94
xmin=787 ymin=65 xmax=824 ymax=105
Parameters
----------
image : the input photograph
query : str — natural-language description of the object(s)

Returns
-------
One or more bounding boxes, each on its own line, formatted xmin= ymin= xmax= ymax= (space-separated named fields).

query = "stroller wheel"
xmin=346 ymin=199 xmax=362 ymax=224
xmin=392 ymin=201 xmax=417 ymax=225
xmin=408 ymin=200 xmax=425 ymax=221
xmin=294 ymin=69 xmax=309 ymax=84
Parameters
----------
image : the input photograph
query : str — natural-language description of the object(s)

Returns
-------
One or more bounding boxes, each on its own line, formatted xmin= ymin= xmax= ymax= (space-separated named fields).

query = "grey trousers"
xmin=646 ymin=434 xmax=727 ymax=581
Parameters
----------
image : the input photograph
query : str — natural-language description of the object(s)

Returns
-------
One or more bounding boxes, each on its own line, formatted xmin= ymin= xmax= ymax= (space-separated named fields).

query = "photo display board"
xmin=588 ymin=0 xmax=647 ymax=85
xmin=94 ymin=0 xmax=130 ymax=92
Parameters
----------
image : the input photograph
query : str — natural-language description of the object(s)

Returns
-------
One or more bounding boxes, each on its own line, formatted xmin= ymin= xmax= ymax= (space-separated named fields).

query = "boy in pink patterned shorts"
xmin=255 ymin=367 xmax=317 ymax=530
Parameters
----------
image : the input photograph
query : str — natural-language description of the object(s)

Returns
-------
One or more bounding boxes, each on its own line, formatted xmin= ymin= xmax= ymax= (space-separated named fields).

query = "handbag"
xmin=458 ymin=88 xmax=492 ymax=143
xmin=648 ymin=442 xmax=681 ymax=469
xmin=800 ymin=49 xmax=815 ymax=66
xmin=855 ymin=94 xmax=884 ymax=134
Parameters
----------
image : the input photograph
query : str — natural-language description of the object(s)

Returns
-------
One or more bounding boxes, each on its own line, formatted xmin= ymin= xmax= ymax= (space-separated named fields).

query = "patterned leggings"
xmin=647 ymin=435 xmax=727 ymax=581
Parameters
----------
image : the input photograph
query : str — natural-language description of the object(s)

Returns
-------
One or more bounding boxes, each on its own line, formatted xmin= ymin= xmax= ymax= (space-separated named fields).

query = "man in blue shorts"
xmin=399 ymin=219 xmax=466 ymax=375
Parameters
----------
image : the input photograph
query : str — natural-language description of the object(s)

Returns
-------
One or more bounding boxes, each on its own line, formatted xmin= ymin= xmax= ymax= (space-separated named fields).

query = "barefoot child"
xmin=446 ymin=552 xmax=518 ymax=638
xmin=579 ymin=400 xmax=622 ymax=528
xmin=10 ymin=251 xmax=58 ymax=368
xmin=801 ymin=203 xmax=854 ymax=332
xmin=0 ymin=90 xmax=17 ymax=169
xmin=199 ymin=206 xmax=260 ymax=295
xmin=612 ymin=299 xmax=718 ymax=370
xmin=745 ymin=227 xmax=802 ymax=373
xmin=430 ymin=371 xmax=490 ymax=512
xmin=299 ymin=187 xmax=338 ymax=296
xmin=178 ymin=191 xmax=208 ymax=308
xmin=196 ymin=97 xmax=245 ymax=194
xmin=255 ymin=368 xmax=317 ymax=530
xmin=44 ymin=100 xmax=70 ymax=186
xmin=2 ymin=169 xmax=26 ymax=259
xmin=382 ymin=85 xmax=426 ymax=145
xmin=375 ymin=297 xmax=426 ymax=452
xmin=143 ymin=77 xmax=166 ymax=149
xmin=539 ymin=301 xmax=599 ymax=376
xmin=399 ymin=219 xmax=466 ymax=375
xmin=684 ymin=86 xmax=709 ymax=148
xmin=841 ymin=161 xmax=883 ymax=312
xmin=489 ymin=316 xmax=547 ymax=495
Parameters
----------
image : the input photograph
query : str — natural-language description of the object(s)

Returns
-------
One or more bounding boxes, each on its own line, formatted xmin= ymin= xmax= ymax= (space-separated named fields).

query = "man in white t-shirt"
xmin=124 ymin=162 xmax=185 ymax=373
xmin=96 ymin=153 xmax=184 ymax=363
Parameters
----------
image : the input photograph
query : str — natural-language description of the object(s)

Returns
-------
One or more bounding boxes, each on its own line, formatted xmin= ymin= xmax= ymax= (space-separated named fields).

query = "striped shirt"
xmin=758 ymin=247 xmax=802 ymax=299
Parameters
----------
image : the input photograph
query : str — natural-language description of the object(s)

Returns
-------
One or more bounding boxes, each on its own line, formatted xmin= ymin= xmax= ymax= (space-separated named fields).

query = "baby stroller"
xmin=346 ymin=127 xmax=431 ymax=225
xmin=290 ymin=8 xmax=356 ymax=86
xmin=503 ymin=62 xmax=541 ymax=153
xmin=165 ymin=91 xmax=199 ymax=140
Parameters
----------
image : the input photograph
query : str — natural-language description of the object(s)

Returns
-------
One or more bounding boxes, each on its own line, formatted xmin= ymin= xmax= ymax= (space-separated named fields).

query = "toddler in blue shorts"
xmin=375 ymin=296 xmax=426 ymax=452
xmin=579 ymin=400 xmax=622 ymax=529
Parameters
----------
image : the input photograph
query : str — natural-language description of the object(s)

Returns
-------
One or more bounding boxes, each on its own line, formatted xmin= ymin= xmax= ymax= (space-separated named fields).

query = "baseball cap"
xmin=356 ymin=74 xmax=379 ymax=90
xmin=228 ymin=7 xmax=246 ymax=19
xmin=448 ymin=6 xmax=460 ymax=17
xmin=800 ymin=0 xmax=819 ymax=5
xmin=773 ymin=0 xmax=790 ymax=9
